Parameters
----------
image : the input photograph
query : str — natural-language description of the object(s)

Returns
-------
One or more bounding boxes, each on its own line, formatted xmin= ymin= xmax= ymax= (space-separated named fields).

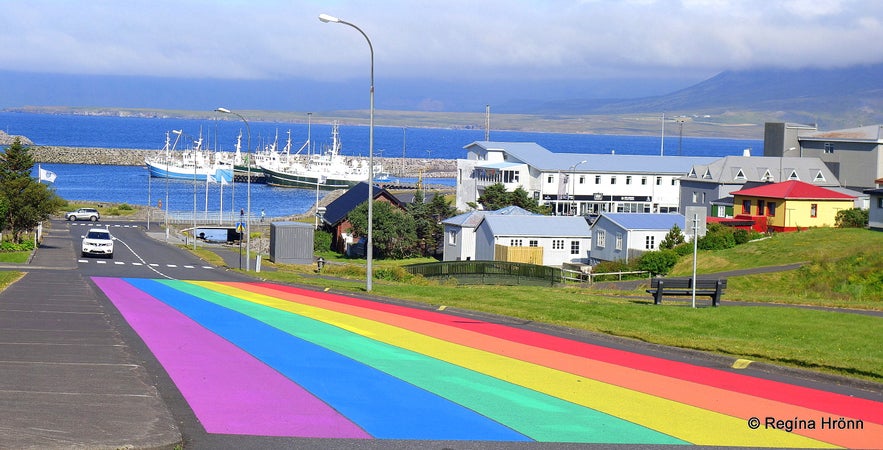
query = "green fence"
xmin=404 ymin=260 xmax=562 ymax=286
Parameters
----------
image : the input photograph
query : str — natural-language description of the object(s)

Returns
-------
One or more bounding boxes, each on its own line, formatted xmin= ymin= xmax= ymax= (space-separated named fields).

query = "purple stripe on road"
xmin=93 ymin=277 xmax=370 ymax=438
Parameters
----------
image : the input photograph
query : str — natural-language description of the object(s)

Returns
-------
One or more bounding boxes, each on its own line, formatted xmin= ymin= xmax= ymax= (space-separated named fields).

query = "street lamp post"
xmin=319 ymin=13 xmax=375 ymax=292
xmin=215 ymin=107 xmax=252 ymax=271
xmin=569 ymin=160 xmax=587 ymax=216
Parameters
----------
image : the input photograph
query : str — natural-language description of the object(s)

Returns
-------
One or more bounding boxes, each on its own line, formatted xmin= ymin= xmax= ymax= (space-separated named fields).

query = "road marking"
xmin=732 ymin=359 xmax=753 ymax=369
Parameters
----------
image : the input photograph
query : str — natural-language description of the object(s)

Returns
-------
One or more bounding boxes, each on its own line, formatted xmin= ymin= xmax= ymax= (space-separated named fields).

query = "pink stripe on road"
xmin=93 ymin=277 xmax=370 ymax=438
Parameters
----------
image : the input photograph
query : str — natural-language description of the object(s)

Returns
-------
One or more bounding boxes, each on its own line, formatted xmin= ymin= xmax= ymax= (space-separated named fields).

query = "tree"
xmin=477 ymin=183 xmax=546 ymax=214
xmin=347 ymin=200 xmax=419 ymax=259
xmin=0 ymin=138 xmax=65 ymax=242
xmin=659 ymin=225 xmax=686 ymax=250
xmin=409 ymin=190 xmax=456 ymax=257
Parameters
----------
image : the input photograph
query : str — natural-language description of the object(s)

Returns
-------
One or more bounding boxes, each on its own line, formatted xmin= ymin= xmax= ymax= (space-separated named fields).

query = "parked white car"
xmin=66 ymin=208 xmax=100 ymax=221
xmin=81 ymin=228 xmax=114 ymax=258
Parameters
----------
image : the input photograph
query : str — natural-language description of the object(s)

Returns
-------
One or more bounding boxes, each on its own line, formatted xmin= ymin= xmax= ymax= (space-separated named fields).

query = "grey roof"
xmin=442 ymin=205 xmax=536 ymax=228
xmin=595 ymin=213 xmax=685 ymax=231
xmin=684 ymin=155 xmax=839 ymax=186
xmin=464 ymin=141 xmax=717 ymax=174
xmin=480 ymin=215 xmax=591 ymax=237
xmin=800 ymin=125 xmax=883 ymax=142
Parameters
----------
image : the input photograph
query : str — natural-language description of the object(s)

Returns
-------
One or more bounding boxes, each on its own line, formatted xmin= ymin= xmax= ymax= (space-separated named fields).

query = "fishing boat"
xmin=260 ymin=122 xmax=383 ymax=190
xmin=145 ymin=131 xmax=233 ymax=182
xmin=222 ymin=130 xmax=309 ymax=183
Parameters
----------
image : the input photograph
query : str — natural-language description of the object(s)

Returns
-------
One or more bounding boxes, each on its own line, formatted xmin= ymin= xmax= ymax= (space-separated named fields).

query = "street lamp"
xmin=215 ymin=107 xmax=252 ymax=271
xmin=569 ymin=160 xmax=587 ymax=216
xmin=319 ymin=13 xmax=375 ymax=292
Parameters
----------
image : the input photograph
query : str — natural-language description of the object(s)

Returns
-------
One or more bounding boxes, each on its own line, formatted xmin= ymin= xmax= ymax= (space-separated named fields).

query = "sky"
xmin=2 ymin=0 xmax=883 ymax=112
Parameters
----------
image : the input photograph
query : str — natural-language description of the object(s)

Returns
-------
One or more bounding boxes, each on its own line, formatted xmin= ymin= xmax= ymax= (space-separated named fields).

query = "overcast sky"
xmin=2 ymin=0 xmax=883 ymax=110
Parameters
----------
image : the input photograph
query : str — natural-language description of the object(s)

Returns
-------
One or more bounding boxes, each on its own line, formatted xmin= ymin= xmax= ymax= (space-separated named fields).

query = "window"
xmin=810 ymin=204 xmax=818 ymax=218
xmin=594 ymin=231 xmax=605 ymax=248
xmin=553 ymin=239 xmax=565 ymax=250
xmin=824 ymin=143 xmax=834 ymax=154
xmin=641 ymin=176 xmax=648 ymax=185
xmin=448 ymin=231 xmax=457 ymax=245
xmin=611 ymin=176 xmax=617 ymax=185
xmin=510 ymin=239 xmax=524 ymax=246
xmin=702 ymin=192 xmax=707 ymax=203
xmin=595 ymin=175 xmax=602 ymax=184
xmin=757 ymin=200 xmax=765 ymax=216
xmin=626 ymin=176 xmax=632 ymax=185
xmin=645 ymin=235 xmax=655 ymax=250
xmin=570 ymin=240 xmax=580 ymax=255
xmin=529 ymin=240 xmax=538 ymax=247
xmin=878 ymin=197 xmax=883 ymax=209
xmin=767 ymin=202 xmax=776 ymax=216
xmin=788 ymin=170 xmax=799 ymax=181
xmin=742 ymin=199 xmax=751 ymax=214
xmin=579 ymin=175 xmax=585 ymax=184
xmin=547 ymin=175 xmax=553 ymax=184
xmin=814 ymin=171 xmax=826 ymax=182
xmin=656 ymin=176 xmax=662 ymax=185
xmin=692 ymin=192 xmax=698 ymax=203
xmin=615 ymin=233 xmax=623 ymax=251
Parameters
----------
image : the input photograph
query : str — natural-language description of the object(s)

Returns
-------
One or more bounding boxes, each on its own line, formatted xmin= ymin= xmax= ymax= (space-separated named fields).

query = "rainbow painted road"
xmin=93 ymin=277 xmax=881 ymax=447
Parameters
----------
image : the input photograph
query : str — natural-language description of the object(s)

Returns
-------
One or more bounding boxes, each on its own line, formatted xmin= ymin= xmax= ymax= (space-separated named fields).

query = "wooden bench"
xmin=646 ymin=278 xmax=727 ymax=306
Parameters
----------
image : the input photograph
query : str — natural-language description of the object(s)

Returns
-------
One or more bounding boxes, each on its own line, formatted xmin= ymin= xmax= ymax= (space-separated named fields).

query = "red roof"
xmin=731 ymin=180 xmax=855 ymax=200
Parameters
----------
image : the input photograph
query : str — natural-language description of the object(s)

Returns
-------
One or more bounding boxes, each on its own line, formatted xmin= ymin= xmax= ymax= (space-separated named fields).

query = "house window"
xmin=810 ymin=204 xmax=818 ymax=218
xmin=579 ymin=175 xmax=585 ymax=184
xmin=615 ymin=233 xmax=623 ymax=251
xmin=611 ymin=176 xmax=617 ymax=184
xmin=641 ymin=176 xmax=648 ymax=185
xmin=757 ymin=200 xmax=765 ymax=216
xmin=570 ymin=240 xmax=580 ymax=255
xmin=702 ymin=192 xmax=707 ymax=203
xmin=510 ymin=239 xmax=523 ymax=246
xmin=645 ymin=235 xmax=655 ymax=250
xmin=742 ymin=199 xmax=751 ymax=214
xmin=626 ymin=176 xmax=632 ymax=185
xmin=595 ymin=175 xmax=601 ymax=184
xmin=448 ymin=230 xmax=456 ymax=245
xmin=824 ymin=143 xmax=834 ymax=154
xmin=788 ymin=170 xmax=799 ymax=181
xmin=594 ymin=231 xmax=605 ymax=248
xmin=767 ymin=202 xmax=776 ymax=216
xmin=529 ymin=240 xmax=538 ymax=247
xmin=547 ymin=175 xmax=553 ymax=184
xmin=672 ymin=179 xmax=677 ymax=186
xmin=692 ymin=192 xmax=698 ymax=203
xmin=553 ymin=239 xmax=565 ymax=250
xmin=878 ymin=197 xmax=883 ymax=209
xmin=656 ymin=176 xmax=662 ymax=185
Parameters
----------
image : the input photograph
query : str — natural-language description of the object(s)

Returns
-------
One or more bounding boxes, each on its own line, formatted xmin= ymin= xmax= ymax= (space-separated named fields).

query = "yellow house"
xmin=731 ymin=180 xmax=855 ymax=232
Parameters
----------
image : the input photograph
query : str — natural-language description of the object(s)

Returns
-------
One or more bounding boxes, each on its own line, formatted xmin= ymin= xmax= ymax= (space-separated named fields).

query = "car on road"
xmin=66 ymin=207 xmax=101 ymax=221
xmin=81 ymin=227 xmax=114 ymax=258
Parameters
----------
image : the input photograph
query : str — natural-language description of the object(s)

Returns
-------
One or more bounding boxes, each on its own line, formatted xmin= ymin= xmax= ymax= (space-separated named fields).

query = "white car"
xmin=81 ymin=228 xmax=115 ymax=258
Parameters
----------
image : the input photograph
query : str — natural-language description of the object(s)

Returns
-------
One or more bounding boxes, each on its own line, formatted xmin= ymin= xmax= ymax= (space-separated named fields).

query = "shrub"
xmin=733 ymin=229 xmax=750 ymax=245
xmin=698 ymin=223 xmax=736 ymax=250
xmin=0 ymin=240 xmax=35 ymax=252
xmin=673 ymin=242 xmax=694 ymax=256
xmin=835 ymin=208 xmax=869 ymax=228
xmin=637 ymin=250 xmax=679 ymax=276
xmin=314 ymin=229 xmax=332 ymax=252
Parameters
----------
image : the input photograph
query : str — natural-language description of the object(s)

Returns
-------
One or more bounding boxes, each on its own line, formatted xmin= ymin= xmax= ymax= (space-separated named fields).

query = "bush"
xmin=835 ymin=208 xmax=869 ymax=228
xmin=698 ymin=223 xmax=736 ymax=250
xmin=314 ymin=229 xmax=332 ymax=252
xmin=733 ymin=229 xmax=750 ymax=245
xmin=673 ymin=242 xmax=694 ymax=256
xmin=637 ymin=250 xmax=679 ymax=276
xmin=0 ymin=240 xmax=35 ymax=252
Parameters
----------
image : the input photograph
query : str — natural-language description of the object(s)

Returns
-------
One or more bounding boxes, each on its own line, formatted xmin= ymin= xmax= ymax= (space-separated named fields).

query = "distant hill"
xmin=501 ymin=64 xmax=883 ymax=130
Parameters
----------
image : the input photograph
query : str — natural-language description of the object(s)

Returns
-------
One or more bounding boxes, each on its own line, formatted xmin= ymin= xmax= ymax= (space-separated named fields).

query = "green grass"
xmin=0 ymin=271 xmax=25 ymax=290
xmin=0 ymin=252 xmax=31 ymax=263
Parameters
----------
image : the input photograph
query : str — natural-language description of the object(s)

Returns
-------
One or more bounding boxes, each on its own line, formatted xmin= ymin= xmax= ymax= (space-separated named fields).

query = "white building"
xmin=441 ymin=206 xmax=537 ymax=262
xmin=456 ymin=141 xmax=718 ymax=216
xmin=589 ymin=213 xmax=686 ymax=264
xmin=474 ymin=215 xmax=592 ymax=266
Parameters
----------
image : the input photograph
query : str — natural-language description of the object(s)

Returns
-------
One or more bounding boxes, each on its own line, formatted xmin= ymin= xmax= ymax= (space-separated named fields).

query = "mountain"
xmin=505 ymin=64 xmax=883 ymax=129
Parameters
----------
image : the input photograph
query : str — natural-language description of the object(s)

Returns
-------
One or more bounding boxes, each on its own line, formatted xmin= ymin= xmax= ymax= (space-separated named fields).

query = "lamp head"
xmin=318 ymin=13 xmax=340 ymax=23
xmin=172 ymin=129 xmax=183 ymax=135
xmin=215 ymin=107 xmax=231 ymax=114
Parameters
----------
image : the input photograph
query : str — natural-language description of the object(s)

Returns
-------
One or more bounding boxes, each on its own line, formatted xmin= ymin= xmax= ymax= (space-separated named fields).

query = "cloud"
xmin=1 ymin=0 xmax=882 ymax=85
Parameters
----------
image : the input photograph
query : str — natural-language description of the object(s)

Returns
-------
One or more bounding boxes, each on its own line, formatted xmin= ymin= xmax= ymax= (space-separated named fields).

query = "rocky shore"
xmin=29 ymin=145 xmax=457 ymax=178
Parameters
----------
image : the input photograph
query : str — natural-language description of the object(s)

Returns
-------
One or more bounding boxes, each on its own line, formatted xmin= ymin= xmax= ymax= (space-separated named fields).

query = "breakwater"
xmin=30 ymin=146 xmax=457 ymax=178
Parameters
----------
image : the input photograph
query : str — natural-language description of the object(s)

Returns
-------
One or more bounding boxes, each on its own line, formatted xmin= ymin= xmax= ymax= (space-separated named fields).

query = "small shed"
xmin=269 ymin=222 xmax=314 ymax=264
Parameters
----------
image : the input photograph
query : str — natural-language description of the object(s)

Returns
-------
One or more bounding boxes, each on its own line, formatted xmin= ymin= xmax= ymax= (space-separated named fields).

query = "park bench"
xmin=646 ymin=278 xmax=727 ymax=306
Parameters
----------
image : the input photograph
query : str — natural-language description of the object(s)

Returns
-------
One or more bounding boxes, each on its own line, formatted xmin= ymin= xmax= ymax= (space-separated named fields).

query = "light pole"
xmin=215 ymin=107 xmax=252 ymax=271
xmin=319 ymin=13 xmax=375 ymax=292
xmin=569 ymin=160 xmax=587 ymax=216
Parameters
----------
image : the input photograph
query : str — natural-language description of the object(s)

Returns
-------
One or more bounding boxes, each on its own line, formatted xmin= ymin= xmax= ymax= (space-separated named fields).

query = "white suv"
xmin=81 ymin=228 xmax=114 ymax=258
xmin=66 ymin=208 xmax=100 ymax=221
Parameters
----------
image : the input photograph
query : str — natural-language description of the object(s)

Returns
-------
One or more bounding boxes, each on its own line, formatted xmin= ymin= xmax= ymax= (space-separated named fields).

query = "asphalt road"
xmin=1 ymin=219 xmax=881 ymax=449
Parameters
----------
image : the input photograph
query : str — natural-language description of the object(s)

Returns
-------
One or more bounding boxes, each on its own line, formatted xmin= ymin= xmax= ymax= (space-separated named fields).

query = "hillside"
xmin=510 ymin=64 xmax=883 ymax=131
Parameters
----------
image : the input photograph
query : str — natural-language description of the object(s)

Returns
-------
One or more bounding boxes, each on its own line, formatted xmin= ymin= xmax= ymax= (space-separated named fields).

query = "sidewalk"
xmin=0 ymin=223 xmax=181 ymax=449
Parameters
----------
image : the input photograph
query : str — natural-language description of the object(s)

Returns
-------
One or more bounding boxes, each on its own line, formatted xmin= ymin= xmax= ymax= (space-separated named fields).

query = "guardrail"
xmin=404 ymin=260 xmax=562 ymax=286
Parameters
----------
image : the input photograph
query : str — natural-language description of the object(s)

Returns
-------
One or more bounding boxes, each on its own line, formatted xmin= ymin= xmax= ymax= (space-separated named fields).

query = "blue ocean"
xmin=2 ymin=111 xmax=763 ymax=218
